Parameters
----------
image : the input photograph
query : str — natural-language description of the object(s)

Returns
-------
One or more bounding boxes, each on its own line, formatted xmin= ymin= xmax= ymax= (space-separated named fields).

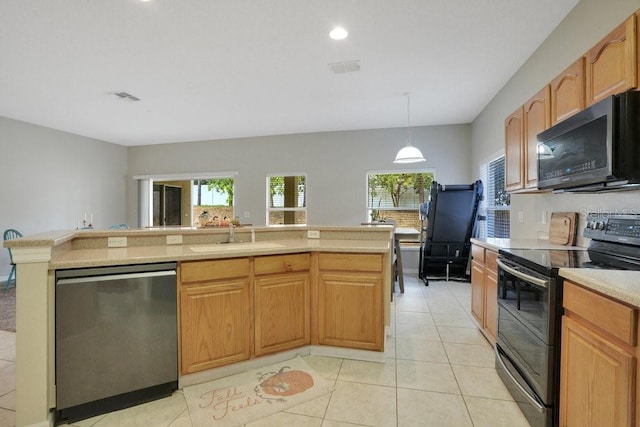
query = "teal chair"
xmin=3 ymin=229 xmax=23 ymax=291
xmin=108 ymin=223 xmax=130 ymax=229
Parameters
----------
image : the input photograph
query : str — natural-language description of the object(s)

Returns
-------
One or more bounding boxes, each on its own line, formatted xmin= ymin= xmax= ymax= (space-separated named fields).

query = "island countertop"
xmin=49 ymin=238 xmax=391 ymax=269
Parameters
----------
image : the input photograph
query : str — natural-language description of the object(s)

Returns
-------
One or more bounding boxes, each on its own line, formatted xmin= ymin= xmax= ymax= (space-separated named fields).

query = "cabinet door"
xmin=484 ymin=269 xmax=497 ymax=342
xmin=551 ymin=57 xmax=586 ymax=125
xmin=505 ymin=106 xmax=524 ymax=192
xmin=254 ymin=273 xmax=310 ymax=356
xmin=586 ymin=15 xmax=637 ymax=105
xmin=470 ymin=260 xmax=485 ymax=326
xmin=180 ymin=278 xmax=251 ymax=374
xmin=523 ymin=86 xmax=551 ymax=189
xmin=560 ymin=316 xmax=635 ymax=427
xmin=318 ymin=272 xmax=383 ymax=351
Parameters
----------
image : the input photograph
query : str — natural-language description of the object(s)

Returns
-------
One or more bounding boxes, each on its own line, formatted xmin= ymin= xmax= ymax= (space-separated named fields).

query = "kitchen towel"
xmin=184 ymin=356 xmax=332 ymax=427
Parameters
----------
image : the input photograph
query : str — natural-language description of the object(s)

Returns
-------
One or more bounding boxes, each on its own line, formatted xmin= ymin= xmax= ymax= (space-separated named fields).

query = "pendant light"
xmin=394 ymin=92 xmax=426 ymax=163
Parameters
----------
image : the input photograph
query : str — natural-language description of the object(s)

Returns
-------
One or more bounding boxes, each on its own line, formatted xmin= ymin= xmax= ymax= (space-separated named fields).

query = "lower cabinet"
xmin=254 ymin=254 xmax=310 ymax=356
xmin=317 ymin=253 xmax=384 ymax=351
xmin=470 ymin=244 xmax=497 ymax=343
xmin=560 ymin=280 xmax=638 ymax=427
xmin=180 ymin=258 xmax=252 ymax=374
xmin=179 ymin=251 xmax=386 ymax=374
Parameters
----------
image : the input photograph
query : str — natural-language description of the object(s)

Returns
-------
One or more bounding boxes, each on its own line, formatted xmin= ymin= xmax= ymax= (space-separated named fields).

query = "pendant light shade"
xmin=394 ymin=142 xmax=425 ymax=163
xmin=394 ymin=92 xmax=425 ymax=163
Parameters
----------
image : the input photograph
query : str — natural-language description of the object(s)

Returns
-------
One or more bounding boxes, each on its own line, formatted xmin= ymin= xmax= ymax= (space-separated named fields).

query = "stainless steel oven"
xmin=495 ymin=212 xmax=640 ymax=427
xmin=495 ymin=256 xmax=562 ymax=427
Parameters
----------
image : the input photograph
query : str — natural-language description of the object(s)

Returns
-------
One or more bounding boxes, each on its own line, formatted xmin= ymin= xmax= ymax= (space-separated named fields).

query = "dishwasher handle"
xmin=57 ymin=270 xmax=176 ymax=285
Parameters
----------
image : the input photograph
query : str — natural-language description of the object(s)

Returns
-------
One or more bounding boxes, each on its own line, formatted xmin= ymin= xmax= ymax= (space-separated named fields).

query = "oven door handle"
xmin=495 ymin=347 xmax=546 ymax=413
xmin=496 ymin=259 xmax=548 ymax=288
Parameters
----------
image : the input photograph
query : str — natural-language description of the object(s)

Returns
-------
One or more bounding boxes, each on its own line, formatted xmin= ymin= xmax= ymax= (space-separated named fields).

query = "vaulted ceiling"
xmin=0 ymin=0 xmax=579 ymax=146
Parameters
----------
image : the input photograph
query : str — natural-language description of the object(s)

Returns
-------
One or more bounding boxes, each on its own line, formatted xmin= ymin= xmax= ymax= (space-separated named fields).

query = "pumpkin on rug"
xmin=184 ymin=356 xmax=331 ymax=427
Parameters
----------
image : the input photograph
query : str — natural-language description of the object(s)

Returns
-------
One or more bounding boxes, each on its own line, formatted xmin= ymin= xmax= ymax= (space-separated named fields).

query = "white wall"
xmin=126 ymin=124 xmax=472 ymax=227
xmin=0 ymin=116 xmax=128 ymax=277
xmin=471 ymin=0 xmax=640 ymax=243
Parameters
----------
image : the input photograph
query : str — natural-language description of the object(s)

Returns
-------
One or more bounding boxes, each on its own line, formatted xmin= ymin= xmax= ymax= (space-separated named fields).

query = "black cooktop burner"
xmin=499 ymin=213 xmax=640 ymax=276
xmin=499 ymin=248 xmax=587 ymax=274
xmin=499 ymin=246 xmax=640 ymax=275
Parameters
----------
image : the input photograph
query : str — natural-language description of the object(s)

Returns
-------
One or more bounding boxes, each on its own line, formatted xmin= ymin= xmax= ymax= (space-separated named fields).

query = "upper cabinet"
xmin=504 ymin=86 xmax=550 ymax=193
xmin=505 ymin=106 xmax=524 ymax=192
xmin=505 ymin=11 xmax=640 ymax=193
xmin=586 ymin=15 xmax=637 ymax=105
xmin=551 ymin=57 xmax=586 ymax=125
xmin=523 ymin=86 xmax=551 ymax=190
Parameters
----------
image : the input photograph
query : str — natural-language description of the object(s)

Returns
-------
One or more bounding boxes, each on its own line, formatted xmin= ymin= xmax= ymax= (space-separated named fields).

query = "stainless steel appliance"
xmin=55 ymin=262 xmax=178 ymax=422
xmin=496 ymin=213 xmax=640 ymax=427
xmin=537 ymin=89 xmax=640 ymax=193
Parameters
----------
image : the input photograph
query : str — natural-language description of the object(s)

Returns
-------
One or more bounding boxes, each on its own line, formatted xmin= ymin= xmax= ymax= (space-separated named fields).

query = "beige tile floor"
xmin=0 ymin=276 xmax=531 ymax=427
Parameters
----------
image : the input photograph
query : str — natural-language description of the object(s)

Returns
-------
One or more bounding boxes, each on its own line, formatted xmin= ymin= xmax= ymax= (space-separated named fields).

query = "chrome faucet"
xmin=228 ymin=223 xmax=235 ymax=243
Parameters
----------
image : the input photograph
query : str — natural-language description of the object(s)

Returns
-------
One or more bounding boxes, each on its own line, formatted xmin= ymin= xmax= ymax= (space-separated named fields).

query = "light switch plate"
xmin=107 ymin=236 xmax=127 ymax=248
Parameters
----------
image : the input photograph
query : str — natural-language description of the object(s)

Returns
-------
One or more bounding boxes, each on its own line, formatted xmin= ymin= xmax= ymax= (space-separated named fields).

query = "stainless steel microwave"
xmin=537 ymin=89 xmax=640 ymax=192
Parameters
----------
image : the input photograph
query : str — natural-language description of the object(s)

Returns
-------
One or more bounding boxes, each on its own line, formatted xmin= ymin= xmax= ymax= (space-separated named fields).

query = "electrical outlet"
xmin=518 ymin=212 xmax=524 ymax=223
xmin=166 ymin=235 xmax=182 ymax=245
xmin=107 ymin=236 xmax=127 ymax=248
xmin=243 ymin=211 xmax=250 ymax=218
xmin=307 ymin=230 xmax=320 ymax=239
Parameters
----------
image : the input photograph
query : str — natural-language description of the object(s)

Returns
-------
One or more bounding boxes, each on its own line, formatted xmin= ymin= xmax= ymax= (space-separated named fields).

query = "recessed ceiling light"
xmin=329 ymin=27 xmax=348 ymax=40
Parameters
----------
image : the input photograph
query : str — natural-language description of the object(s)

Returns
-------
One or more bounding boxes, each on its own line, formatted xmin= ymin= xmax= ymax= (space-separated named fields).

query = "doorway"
xmin=153 ymin=184 xmax=182 ymax=226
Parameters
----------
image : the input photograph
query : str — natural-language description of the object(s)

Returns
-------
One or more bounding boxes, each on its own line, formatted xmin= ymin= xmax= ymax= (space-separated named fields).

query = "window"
xmin=366 ymin=171 xmax=435 ymax=229
xmin=135 ymin=171 xmax=237 ymax=228
xmin=267 ymin=175 xmax=306 ymax=226
xmin=479 ymin=155 xmax=510 ymax=238
xmin=192 ymin=177 xmax=235 ymax=227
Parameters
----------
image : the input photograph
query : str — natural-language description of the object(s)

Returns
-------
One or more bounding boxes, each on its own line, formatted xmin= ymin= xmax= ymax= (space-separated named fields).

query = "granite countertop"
xmin=49 ymin=238 xmax=391 ymax=269
xmin=560 ymin=268 xmax=640 ymax=307
xmin=470 ymin=237 xmax=585 ymax=252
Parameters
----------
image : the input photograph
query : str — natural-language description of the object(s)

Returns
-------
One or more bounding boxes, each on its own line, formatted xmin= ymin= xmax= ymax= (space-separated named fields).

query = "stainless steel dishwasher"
xmin=55 ymin=262 xmax=178 ymax=422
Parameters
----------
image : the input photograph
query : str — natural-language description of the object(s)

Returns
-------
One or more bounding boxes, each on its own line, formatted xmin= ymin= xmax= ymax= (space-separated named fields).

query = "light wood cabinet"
xmin=550 ymin=57 xmax=586 ymax=125
xmin=505 ymin=87 xmax=550 ymax=193
xmin=179 ymin=251 xmax=387 ymax=373
xmin=180 ymin=258 xmax=252 ymax=374
xmin=505 ymin=106 xmax=524 ymax=192
xmin=470 ymin=244 xmax=497 ymax=343
xmin=560 ymin=280 xmax=639 ymax=427
xmin=318 ymin=253 xmax=384 ymax=351
xmin=523 ymin=86 xmax=551 ymax=190
xmin=254 ymin=254 xmax=310 ymax=356
xmin=586 ymin=15 xmax=637 ymax=106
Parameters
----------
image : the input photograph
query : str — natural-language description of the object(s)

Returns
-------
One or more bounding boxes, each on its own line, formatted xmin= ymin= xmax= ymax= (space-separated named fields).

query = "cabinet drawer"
xmin=563 ymin=281 xmax=638 ymax=346
xmin=485 ymin=250 xmax=498 ymax=273
xmin=318 ymin=253 xmax=382 ymax=272
xmin=471 ymin=245 xmax=485 ymax=263
xmin=181 ymin=258 xmax=250 ymax=283
xmin=255 ymin=253 xmax=310 ymax=275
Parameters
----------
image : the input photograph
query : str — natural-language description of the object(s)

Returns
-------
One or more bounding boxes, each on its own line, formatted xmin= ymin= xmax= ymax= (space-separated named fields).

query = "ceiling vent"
xmin=328 ymin=60 xmax=360 ymax=74
xmin=112 ymin=92 xmax=141 ymax=101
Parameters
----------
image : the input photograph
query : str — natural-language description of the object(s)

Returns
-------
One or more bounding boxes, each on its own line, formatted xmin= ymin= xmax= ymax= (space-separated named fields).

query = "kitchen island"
xmin=7 ymin=225 xmax=393 ymax=427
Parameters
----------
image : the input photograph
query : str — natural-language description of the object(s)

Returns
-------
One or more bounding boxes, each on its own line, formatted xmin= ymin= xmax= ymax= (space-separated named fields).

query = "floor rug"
xmin=0 ymin=285 xmax=16 ymax=332
xmin=184 ymin=356 xmax=332 ymax=427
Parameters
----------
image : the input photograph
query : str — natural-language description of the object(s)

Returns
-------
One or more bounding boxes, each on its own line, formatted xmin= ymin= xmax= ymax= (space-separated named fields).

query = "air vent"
xmin=112 ymin=92 xmax=141 ymax=101
xmin=328 ymin=60 xmax=360 ymax=74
